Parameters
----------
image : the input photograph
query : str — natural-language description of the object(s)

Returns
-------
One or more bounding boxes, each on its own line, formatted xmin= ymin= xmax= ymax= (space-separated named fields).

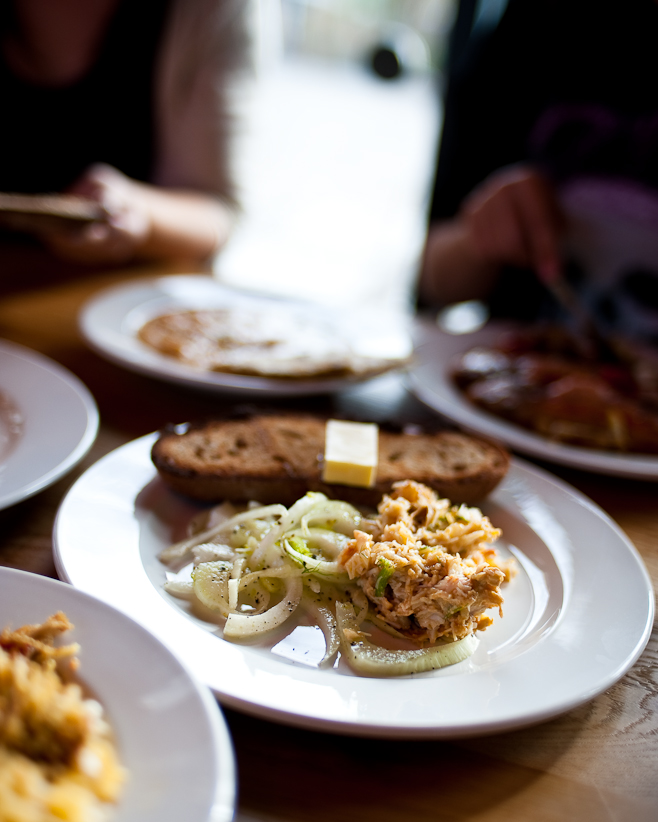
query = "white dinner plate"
xmin=53 ymin=433 xmax=654 ymax=739
xmin=79 ymin=275 xmax=411 ymax=397
xmin=0 ymin=339 xmax=99 ymax=510
xmin=408 ymin=319 xmax=658 ymax=480
xmin=0 ymin=566 xmax=236 ymax=822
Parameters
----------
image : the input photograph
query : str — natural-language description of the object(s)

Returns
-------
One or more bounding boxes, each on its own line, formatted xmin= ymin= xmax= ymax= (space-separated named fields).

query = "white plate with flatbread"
xmin=53 ymin=432 xmax=654 ymax=739
xmin=79 ymin=275 xmax=412 ymax=396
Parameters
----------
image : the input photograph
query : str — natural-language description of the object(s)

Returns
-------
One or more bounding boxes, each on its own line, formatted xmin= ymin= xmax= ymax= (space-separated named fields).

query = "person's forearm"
xmin=419 ymin=219 xmax=499 ymax=307
xmin=134 ymin=183 xmax=235 ymax=262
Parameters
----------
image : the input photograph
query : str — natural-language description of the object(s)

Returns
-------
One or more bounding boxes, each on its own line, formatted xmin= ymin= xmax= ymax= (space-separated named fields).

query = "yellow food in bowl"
xmin=0 ymin=612 xmax=125 ymax=822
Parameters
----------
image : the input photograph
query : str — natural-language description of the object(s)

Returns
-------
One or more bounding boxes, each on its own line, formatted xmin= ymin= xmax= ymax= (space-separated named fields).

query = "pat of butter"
xmin=322 ymin=419 xmax=379 ymax=487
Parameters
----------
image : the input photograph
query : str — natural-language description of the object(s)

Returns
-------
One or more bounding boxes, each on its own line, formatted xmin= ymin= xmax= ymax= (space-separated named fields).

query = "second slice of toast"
xmin=151 ymin=414 xmax=510 ymax=507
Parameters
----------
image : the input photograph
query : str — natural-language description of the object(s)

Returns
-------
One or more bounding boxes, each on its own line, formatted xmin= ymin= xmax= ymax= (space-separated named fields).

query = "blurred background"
xmin=215 ymin=0 xmax=457 ymax=313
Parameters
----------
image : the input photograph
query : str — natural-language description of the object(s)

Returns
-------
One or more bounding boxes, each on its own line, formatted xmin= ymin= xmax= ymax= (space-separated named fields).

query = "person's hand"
xmin=39 ymin=163 xmax=150 ymax=265
xmin=460 ymin=165 xmax=564 ymax=283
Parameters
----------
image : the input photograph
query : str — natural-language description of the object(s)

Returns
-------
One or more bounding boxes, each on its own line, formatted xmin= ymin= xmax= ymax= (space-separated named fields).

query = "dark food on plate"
xmin=137 ymin=307 xmax=407 ymax=380
xmin=0 ymin=612 xmax=125 ymax=822
xmin=452 ymin=326 xmax=658 ymax=453
xmin=151 ymin=413 xmax=511 ymax=506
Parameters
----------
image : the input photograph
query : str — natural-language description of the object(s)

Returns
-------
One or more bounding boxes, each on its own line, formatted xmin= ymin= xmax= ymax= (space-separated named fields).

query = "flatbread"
xmin=138 ymin=307 xmax=408 ymax=379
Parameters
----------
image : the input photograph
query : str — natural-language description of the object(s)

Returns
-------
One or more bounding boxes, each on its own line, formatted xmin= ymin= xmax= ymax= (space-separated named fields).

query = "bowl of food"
xmin=0 ymin=567 xmax=236 ymax=822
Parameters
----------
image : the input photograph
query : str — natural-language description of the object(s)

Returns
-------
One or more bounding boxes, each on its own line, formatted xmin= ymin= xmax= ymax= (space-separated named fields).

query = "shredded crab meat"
xmin=339 ymin=480 xmax=513 ymax=644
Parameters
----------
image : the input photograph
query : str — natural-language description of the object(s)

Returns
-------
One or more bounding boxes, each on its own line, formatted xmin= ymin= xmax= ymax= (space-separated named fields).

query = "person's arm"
xmin=40 ymin=0 xmax=248 ymax=268
xmin=152 ymin=0 xmax=248 ymax=206
xmin=419 ymin=164 xmax=564 ymax=306
xmin=39 ymin=163 xmax=235 ymax=265
xmin=420 ymin=0 xmax=564 ymax=308
xmin=420 ymin=219 xmax=497 ymax=306
xmin=135 ymin=182 xmax=234 ymax=261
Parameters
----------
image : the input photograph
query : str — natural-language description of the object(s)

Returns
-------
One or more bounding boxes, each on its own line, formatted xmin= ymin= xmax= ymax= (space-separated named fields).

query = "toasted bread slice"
xmin=151 ymin=414 xmax=510 ymax=506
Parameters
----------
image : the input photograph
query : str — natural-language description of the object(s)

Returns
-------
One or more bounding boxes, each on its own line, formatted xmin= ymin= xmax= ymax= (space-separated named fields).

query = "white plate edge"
xmin=0 ymin=340 xmax=99 ymax=509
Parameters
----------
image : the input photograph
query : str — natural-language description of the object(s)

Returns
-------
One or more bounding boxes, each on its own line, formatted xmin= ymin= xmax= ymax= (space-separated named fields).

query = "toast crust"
xmin=151 ymin=414 xmax=510 ymax=506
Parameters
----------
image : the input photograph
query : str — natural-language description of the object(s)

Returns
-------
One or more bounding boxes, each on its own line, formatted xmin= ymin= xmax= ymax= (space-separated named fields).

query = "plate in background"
xmin=79 ymin=275 xmax=411 ymax=397
xmin=0 ymin=339 xmax=99 ymax=510
xmin=408 ymin=319 xmax=658 ymax=480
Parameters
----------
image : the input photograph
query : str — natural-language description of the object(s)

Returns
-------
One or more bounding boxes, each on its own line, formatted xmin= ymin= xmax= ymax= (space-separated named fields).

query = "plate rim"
xmin=0 ymin=565 xmax=237 ymax=822
xmin=53 ymin=432 xmax=655 ymax=740
xmin=78 ymin=274 xmax=408 ymax=397
xmin=0 ymin=339 xmax=99 ymax=509
xmin=408 ymin=318 xmax=658 ymax=480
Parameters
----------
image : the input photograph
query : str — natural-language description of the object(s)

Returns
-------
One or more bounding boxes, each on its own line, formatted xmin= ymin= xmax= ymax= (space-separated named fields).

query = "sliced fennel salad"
xmin=159 ymin=490 xmax=482 ymax=676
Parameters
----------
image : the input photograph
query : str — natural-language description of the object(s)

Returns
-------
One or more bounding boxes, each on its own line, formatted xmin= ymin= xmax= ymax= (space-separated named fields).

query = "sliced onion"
xmin=192 ymin=561 xmax=232 ymax=617
xmin=227 ymin=578 xmax=239 ymax=611
xmin=159 ymin=504 xmax=287 ymax=566
xmin=163 ymin=579 xmax=194 ymax=598
xmin=187 ymin=500 xmax=239 ymax=537
xmin=335 ymin=602 xmax=478 ymax=677
xmin=224 ymin=576 xmax=303 ymax=639
xmin=241 ymin=585 xmax=271 ymax=615
xmin=289 ymin=527 xmax=351 ymax=559
xmin=300 ymin=594 xmax=340 ymax=666
xmin=249 ymin=493 xmax=326 ymax=568
xmin=283 ymin=540 xmax=348 ymax=581
xmin=238 ymin=566 xmax=296 ymax=589
xmin=231 ymin=556 xmax=247 ymax=580
xmin=300 ymin=501 xmax=362 ymax=536
xmin=192 ymin=543 xmax=234 ymax=564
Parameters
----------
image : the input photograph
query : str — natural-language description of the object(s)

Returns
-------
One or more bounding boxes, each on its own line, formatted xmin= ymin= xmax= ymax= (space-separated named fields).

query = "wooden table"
xmin=1 ymin=264 xmax=657 ymax=822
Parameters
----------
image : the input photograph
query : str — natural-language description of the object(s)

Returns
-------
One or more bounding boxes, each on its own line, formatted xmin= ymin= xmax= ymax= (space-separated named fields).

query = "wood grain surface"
xmin=0 ymin=264 xmax=656 ymax=822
